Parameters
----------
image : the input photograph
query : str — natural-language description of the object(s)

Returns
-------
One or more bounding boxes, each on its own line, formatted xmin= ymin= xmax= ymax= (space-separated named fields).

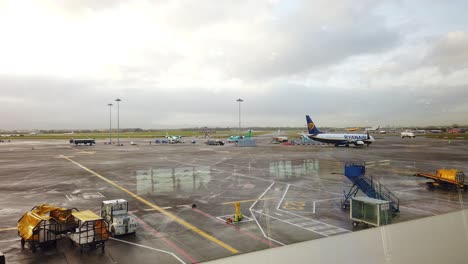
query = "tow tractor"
xmin=100 ymin=199 xmax=137 ymax=236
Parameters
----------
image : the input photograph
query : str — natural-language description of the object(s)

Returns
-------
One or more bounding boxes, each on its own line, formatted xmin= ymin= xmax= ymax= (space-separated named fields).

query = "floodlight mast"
xmin=236 ymin=98 xmax=244 ymax=135
xmin=107 ymin=103 xmax=112 ymax=144
xmin=115 ymin=98 xmax=122 ymax=145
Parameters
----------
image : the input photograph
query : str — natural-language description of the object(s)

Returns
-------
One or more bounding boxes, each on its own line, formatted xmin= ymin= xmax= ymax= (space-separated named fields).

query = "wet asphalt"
xmin=1 ymin=135 xmax=467 ymax=263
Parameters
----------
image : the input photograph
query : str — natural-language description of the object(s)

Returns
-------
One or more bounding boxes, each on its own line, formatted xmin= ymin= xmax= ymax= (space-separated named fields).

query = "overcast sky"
xmin=1 ymin=0 xmax=467 ymax=130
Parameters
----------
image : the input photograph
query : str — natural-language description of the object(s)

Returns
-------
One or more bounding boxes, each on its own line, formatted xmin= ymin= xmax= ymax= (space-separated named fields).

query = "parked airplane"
xmin=227 ymin=130 xmax=252 ymax=143
xmin=166 ymin=134 xmax=183 ymax=143
xmin=304 ymin=115 xmax=375 ymax=147
xmin=365 ymin=126 xmax=380 ymax=132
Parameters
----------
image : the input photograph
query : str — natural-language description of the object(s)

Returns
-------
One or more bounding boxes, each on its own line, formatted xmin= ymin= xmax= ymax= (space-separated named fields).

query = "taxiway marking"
xmin=222 ymin=197 xmax=276 ymax=205
xmin=128 ymin=212 xmax=198 ymax=263
xmin=249 ymin=182 xmax=286 ymax=246
xmin=0 ymin=227 xmax=16 ymax=232
xmin=110 ymin=237 xmax=186 ymax=264
xmin=0 ymin=238 xmax=20 ymax=243
xmin=189 ymin=207 xmax=278 ymax=248
xmin=60 ymin=155 xmax=239 ymax=254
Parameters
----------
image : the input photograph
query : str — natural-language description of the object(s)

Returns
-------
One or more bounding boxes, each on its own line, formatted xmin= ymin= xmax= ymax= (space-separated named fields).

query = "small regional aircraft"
xmin=304 ymin=115 xmax=375 ymax=147
xmin=227 ymin=130 xmax=252 ymax=143
xmin=166 ymin=134 xmax=183 ymax=143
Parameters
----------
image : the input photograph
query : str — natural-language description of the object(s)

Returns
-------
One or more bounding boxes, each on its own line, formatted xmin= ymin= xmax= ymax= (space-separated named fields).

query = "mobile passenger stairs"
xmin=341 ymin=162 xmax=400 ymax=215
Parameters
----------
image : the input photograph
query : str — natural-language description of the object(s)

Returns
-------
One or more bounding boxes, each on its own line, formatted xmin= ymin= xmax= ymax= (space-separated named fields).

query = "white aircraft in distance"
xmin=304 ymin=115 xmax=375 ymax=147
xmin=365 ymin=125 xmax=380 ymax=132
xmin=64 ymin=131 xmax=74 ymax=135
xmin=166 ymin=133 xmax=183 ymax=143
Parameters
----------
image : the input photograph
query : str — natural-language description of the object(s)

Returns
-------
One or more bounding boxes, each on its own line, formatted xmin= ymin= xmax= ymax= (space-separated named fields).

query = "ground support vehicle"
xmin=18 ymin=204 xmax=78 ymax=252
xmin=415 ymin=169 xmax=465 ymax=190
xmin=400 ymin=131 xmax=415 ymax=138
xmin=342 ymin=163 xmax=399 ymax=215
xmin=69 ymin=210 xmax=109 ymax=253
xmin=69 ymin=139 xmax=96 ymax=145
xmin=101 ymin=199 xmax=137 ymax=236
xmin=205 ymin=139 xmax=224 ymax=145
xmin=350 ymin=197 xmax=392 ymax=227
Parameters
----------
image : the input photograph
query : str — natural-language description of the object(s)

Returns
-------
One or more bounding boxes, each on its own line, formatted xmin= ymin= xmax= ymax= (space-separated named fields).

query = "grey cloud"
xmin=1 ymin=75 xmax=467 ymax=130
xmin=213 ymin=1 xmax=400 ymax=80
xmin=423 ymin=32 xmax=468 ymax=73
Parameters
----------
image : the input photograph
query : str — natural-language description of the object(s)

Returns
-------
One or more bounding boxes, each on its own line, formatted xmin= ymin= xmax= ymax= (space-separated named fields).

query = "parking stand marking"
xmin=61 ymin=155 xmax=239 ymax=254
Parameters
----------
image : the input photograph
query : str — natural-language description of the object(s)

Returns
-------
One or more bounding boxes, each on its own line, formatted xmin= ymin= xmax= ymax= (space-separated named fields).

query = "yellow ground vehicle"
xmin=69 ymin=210 xmax=109 ymax=253
xmin=415 ymin=169 xmax=465 ymax=190
xmin=17 ymin=204 xmax=77 ymax=252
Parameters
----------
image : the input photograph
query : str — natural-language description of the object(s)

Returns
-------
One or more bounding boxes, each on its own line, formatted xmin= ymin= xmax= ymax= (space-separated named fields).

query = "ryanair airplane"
xmin=305 ymin=115 xmax=375 ymax=147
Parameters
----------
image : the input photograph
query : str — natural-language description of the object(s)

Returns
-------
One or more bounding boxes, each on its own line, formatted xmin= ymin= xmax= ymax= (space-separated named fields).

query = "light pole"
xmin=236 ymin=98 xmax=243 ymax=135
xmin=115 ymin=98 xmax=121 ymax=146
xmin=108 ymin=103 xmax=112 ymax=144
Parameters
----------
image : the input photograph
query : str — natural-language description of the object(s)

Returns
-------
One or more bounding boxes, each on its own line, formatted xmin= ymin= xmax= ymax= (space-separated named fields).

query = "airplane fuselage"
xmin=307 ymin=133 xmax=375 ymax=146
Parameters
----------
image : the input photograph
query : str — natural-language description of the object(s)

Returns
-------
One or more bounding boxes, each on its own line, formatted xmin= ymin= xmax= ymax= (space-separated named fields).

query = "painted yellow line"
xmin=60 ymin=155 xmax=239 ymax=254
xmin=221 ymin=197 xmax=277 ymax=205
xmin=0 ymin=227 xmax=16 ymax=232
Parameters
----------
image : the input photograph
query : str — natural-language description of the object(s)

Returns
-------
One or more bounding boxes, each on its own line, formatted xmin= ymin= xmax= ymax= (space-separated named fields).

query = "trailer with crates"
xmin=17 ymin=204 xmax=78 ymax=252
xmin=69 ymin=210 xmax=109 ymax=253
xmin=350 ymin=197 xmax=392 ymax=228
xmin=415 ymin=169 xmax=465 ymax=190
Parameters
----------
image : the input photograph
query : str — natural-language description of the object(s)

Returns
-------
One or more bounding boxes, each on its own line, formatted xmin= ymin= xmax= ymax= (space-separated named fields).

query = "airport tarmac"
xmin=0 ymin=135 xmax=467 ymax=263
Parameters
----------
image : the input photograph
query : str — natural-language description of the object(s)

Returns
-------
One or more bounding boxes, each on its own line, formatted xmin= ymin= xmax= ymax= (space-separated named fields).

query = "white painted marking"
xmin=379 ymin=163 xmax=391 ymax=166
xmin=394 ymin=187 xmax=424 ymax=192
xmin=109 ymin=237 xmax=185 ymax=264
xmin=379 ymin=160 xmax=391 ymax=162
xmin=366 ymin=165 xmax=375 ymax=168
xmin=253 ymin=210 xmax=327 ymax=235
xmin=249 ymin=182 xmax=285 ymax=246
xmin=274 ymin=213 xmax=283 ymax=216
xmin=65 ymin=195 xmax=72 ymax=201
xmin=215 ymin=215 xmax=254 ymax=223
xmin=399 ymin=206 xmax=437 ymax=216
xmin=276 ymin=184 xmax=290 ymax=210
xmin=312 ymin=197 xmax=341 ymax=214
xmin=276 ymin=207 xmax=350 ymax=236
xmin=143 ymin=207 xmax=172 ymax=211
xmin=0 ymin=238 xmax=20 ymax=243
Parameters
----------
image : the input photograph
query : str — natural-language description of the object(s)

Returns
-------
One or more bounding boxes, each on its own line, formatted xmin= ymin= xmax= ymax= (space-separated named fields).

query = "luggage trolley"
xmin=69 ymin=210 xmax=109 ymax=253
xmin=18 ymin=204 xmax=78 ymax=253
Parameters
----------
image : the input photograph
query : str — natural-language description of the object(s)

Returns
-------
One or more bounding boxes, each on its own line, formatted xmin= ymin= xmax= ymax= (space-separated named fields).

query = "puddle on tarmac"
xmin=269 ymin=159 xmax=321 ymax=181
xmin=135 ymin=166 xmax=211 ymax=195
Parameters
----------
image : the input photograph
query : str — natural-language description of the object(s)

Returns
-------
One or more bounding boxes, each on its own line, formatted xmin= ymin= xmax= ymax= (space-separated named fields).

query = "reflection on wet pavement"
xmin=136 ymin=166 xmax=211 ymax=195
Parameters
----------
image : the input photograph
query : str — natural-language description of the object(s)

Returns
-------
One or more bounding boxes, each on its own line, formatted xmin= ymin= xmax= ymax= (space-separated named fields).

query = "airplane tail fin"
xmin=306 ymin=115 xmax=322 ymax=134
